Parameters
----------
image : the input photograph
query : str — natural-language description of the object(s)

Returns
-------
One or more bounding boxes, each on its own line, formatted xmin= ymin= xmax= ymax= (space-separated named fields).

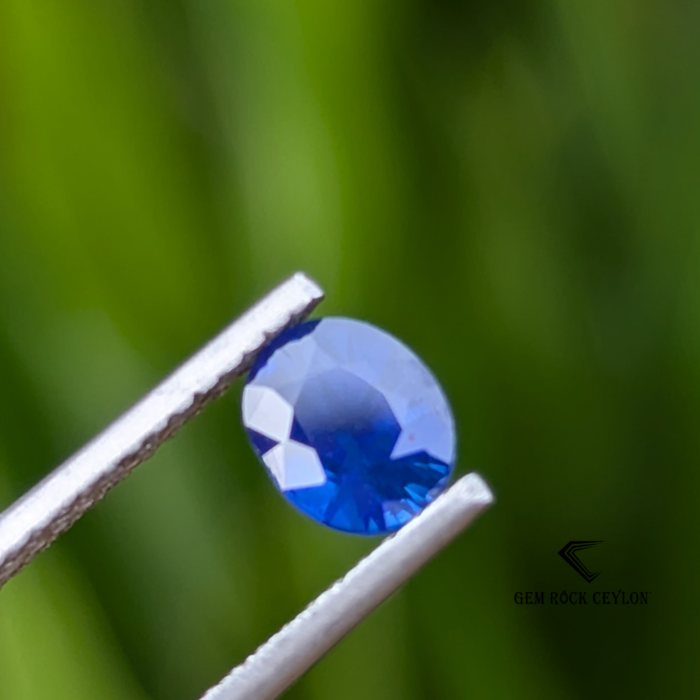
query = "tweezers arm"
xmin=0 ymin=273 xmax=324 ymax=589
xmin=201 ymin=473 xmax=494 ymax=700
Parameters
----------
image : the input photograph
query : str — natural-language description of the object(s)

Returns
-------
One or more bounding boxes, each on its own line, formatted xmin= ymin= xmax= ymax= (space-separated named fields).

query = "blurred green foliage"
xmin=0 ymin=0 xmax=697 ymax=698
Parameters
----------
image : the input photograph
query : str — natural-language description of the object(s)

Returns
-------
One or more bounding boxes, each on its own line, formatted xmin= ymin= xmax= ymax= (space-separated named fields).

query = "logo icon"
xmin=558 ymin=541 xmax=603 ymax=583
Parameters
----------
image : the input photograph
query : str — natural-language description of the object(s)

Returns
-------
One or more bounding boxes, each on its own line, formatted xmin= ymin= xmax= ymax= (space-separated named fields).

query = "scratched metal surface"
xmin=0 ymin=273 xmax=324 ymax=589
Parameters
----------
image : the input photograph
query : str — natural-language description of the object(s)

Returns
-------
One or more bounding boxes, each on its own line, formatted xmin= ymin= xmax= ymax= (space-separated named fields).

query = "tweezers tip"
xmin=454 ymin=472 xmax=495 ymax=508
xmin=291 ymin=272 xmax=325 ymax=302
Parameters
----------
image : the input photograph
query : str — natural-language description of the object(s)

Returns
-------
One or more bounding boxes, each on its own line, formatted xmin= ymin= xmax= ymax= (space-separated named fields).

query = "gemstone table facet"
xmin=242 ymin=318 xmax=455 ymax=535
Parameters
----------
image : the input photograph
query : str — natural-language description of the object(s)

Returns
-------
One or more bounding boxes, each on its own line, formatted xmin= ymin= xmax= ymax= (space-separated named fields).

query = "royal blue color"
xmin=242 ymin=318 xmax=455 ymax=535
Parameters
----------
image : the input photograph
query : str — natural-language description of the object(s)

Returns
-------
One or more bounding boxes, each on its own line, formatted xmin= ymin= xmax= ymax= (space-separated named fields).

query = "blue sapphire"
xmin=242 ymin=318 xmax=455 ymax=535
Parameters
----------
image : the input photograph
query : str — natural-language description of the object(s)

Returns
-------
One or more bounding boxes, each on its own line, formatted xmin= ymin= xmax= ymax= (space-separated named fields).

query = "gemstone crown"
xmin=242 ymin=318 xmax=455 ymax=535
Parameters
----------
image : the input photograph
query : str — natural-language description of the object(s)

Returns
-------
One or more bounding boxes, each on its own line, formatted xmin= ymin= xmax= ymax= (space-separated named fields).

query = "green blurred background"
xmin=0 ymin=0 xmax=696 ymax=698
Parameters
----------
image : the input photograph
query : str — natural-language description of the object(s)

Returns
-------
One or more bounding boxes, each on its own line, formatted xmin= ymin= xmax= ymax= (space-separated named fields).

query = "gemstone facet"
xmin=242 ymin=318 xmax=455 ymax=535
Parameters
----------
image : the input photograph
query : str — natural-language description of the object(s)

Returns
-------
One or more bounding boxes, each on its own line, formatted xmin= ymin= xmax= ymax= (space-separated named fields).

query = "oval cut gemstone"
xmin=242 ymin=318 xmax=455 ymax=535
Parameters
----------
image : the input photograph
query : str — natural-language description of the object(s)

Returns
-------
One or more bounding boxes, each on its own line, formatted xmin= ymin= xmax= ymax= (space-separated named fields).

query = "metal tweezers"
xmin=0 ymin=273 xmax=494 ymax=700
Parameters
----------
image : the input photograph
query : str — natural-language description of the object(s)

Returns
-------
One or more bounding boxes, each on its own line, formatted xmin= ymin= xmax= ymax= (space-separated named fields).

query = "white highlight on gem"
xmin=244 ymin=385 xmax=327 ymax=491
xmin=242 ymin=385 xmax=293 ymax=442
xmin=263 ymin=441 xmax=327 ymax=490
